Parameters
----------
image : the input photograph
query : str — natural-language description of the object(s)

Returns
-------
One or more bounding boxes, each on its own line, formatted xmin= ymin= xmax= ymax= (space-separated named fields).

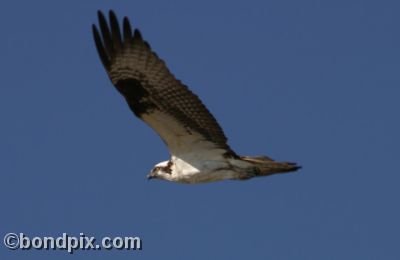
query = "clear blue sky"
xmin=1 ymin=1 xmax=399 ymax=259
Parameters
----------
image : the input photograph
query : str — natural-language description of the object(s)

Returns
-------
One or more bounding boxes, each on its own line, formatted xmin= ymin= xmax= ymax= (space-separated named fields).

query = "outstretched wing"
xmin=92 ymin=10 xmax=236 ymax=158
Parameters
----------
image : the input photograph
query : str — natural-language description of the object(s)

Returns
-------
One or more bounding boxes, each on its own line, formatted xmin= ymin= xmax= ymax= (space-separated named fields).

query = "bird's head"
xmin=147 ymin=160 xmax=173 ymax=181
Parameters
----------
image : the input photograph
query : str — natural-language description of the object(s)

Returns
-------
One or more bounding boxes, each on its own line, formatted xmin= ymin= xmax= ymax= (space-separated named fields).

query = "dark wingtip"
xmin=97 ymin=10 xmax=106 ymax=21
xmin=108 ymin=10 xmax=117 ymax=25
xmin=123 ymin=17 xmax=132 ymax=41
xmin=133 ymin=29 xmax=143 ymax=41
xmin=97 ymin=10 xmax=108 ymax=27
xmin=108 ymin=10 xmax=119 ymax=28
xmin=93 ymin=10 xmax=149 ymax=70
xmin=289 ymin=163 xmax=302 ymax=172
xmin=108 ymin=9 xmax=116 ymax=18
xmin=143 ymin=41 xmax=151 ymax=49
xmin=92 ymin=23 xmax=111 ymax=69
xmin=294 ymin=165 xmax=302 ymax=171
xmin=108 ymin=10 xmax=122 ymax=50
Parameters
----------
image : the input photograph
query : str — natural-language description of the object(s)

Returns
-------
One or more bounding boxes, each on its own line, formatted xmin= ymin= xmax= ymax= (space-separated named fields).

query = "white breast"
xmin=170 ymin=155 xmax=239 ymax=184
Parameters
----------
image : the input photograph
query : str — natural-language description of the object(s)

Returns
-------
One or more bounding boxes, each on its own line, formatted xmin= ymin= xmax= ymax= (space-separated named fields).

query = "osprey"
xmin=92 ymin=10 xmax=301 ymax=184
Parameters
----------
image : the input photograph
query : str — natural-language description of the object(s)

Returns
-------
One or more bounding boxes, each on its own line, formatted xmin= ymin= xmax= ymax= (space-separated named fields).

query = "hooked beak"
xmin=147 ymin=173 xmax=155 ymax=180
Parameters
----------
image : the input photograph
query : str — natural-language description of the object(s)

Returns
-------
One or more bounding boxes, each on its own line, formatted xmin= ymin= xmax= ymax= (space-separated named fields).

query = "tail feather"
xmin=240 ymin=156 xmax=301 ymax=177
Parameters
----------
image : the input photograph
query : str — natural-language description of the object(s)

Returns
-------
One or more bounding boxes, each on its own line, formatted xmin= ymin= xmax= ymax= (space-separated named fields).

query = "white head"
xmin=147 ymin=160 xmax=173 ymax=181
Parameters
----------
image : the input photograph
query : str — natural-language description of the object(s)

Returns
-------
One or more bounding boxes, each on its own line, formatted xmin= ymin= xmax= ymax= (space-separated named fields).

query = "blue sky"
xmin=1 ymin=1 xmax=399 ymax=259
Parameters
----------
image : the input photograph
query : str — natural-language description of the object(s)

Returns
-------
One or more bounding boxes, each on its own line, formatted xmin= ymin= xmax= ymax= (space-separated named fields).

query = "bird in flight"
xmin=92 ymin=10 xmax=301 ymax=184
